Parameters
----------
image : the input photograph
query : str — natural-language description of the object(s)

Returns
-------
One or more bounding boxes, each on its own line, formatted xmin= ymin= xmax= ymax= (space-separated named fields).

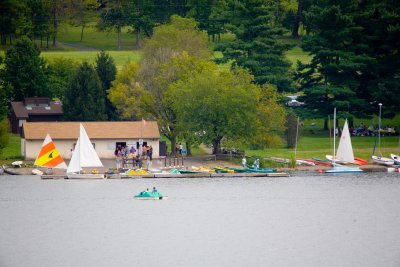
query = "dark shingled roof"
xmin=11 ymin=100 xmax=63 ymax=118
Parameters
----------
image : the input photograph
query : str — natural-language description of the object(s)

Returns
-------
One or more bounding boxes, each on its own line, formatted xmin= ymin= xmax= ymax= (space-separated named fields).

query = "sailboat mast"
xmin=378 ymin=103 xmax=382 ymax=156
xmin=78 ymin=124 xmax=82 ymax=173
xmin=333 ymin=108 xmax=336 ymax=167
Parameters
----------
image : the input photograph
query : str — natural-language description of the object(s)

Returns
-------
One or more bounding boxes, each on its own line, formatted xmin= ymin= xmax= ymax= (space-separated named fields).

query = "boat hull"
xmin=134 ymin=196 xmax=166 ymax=200
xmin=325 ymin=165 xmax=363 ymax=173
xmin=372 ymin=156 xmax=394 ymax=166
xmin=134 ymin=192 xmax=165 ymax=200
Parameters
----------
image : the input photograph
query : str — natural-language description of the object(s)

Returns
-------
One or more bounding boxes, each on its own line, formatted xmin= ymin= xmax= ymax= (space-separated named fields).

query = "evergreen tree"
xmin=95 ymin=51 xmax=118 ymax=120
xmin=63 ymin=62 xmax=107 ymax=121
xmin=297 ymin=0 xmax=400 ymax=117
xmin=216 ymin=0 xmax=294 ymax=92
xmin=1 ymin=36 xmax=48 ymax=101
xmin=97 ymin=0 xmax=131 ymax=50
xmin=46 ymin=57 xmax=78 ymax=99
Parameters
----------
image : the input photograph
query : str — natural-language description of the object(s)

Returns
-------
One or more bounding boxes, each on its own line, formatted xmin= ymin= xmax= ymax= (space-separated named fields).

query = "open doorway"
xmin=116 ymin=142 xmax=126 ymax=151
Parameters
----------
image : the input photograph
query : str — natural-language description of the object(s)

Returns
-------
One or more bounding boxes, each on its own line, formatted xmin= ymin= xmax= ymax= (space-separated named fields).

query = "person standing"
xmin=115 ymin=149 xmax=122 ymax=170
xmin=242 ymin=156 xmax=247 ymax=168
xmin=149 ymin=146 xmax=153 ymax=161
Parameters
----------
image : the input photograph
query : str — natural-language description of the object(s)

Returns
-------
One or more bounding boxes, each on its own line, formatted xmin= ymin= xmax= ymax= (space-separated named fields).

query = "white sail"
xmin=67 ymin=137 xmax=81 ymax=174
xmin=336 ymin=120 xmax=355 ymax=163
xmin=78 ymin=124 xmax=103 ymax=168
xmin=67 ymin=124 xmax=103 ymax=174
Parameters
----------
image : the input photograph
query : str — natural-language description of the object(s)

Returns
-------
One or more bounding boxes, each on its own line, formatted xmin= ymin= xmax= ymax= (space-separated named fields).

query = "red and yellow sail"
xmin=34 ymin=134 xmax=67 ymax=169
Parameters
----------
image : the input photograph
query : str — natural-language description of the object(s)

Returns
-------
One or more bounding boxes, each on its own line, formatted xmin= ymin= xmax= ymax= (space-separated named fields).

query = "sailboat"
xmin=33 ymin=134 xmax=67 ymax=175
xmin=325 ymin=109 xmax=362 ymax=173
xmin=372 ymin=103 xmax=394 ymax=166
xmin=67 ymin=124 xmax=105 ymax=179
xmin=325 ymin=119 xmax=367 ymax=165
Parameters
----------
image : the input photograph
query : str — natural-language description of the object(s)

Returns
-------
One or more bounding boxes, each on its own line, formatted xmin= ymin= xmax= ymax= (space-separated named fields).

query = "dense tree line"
xmin=0 ymin=0 xmax=399 ymax=153
xmin=296 ymin=0 xmax=400 ymax=121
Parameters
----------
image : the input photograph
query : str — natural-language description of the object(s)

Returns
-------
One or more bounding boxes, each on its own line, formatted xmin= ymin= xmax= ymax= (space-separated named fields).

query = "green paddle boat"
xmin=134 ymin=188 xmax=166 ymax=200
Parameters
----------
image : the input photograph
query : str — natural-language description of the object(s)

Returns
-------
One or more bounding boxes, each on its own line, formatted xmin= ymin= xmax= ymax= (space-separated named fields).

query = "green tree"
xmin=28 ymin=0 xmax=51 ymax=47
xmin=63 ymin=62 xmax=107 ymax=121
xmin=216 ymin=0 xmax=294 ymax=91
xmin=138 ymin=16 xmax=212 ymax=153
xmin=0 ymin=118 xmax=10 ymax=155
xmin=170 ymin=67 xmax=286 ymax=153
xmin=70 ymin=0 xmax=99 ymax=42
xmin=1 ymin=37 xmax=48 ymax=101
xmin=108 ymin=61 xmax=151 ymax=120
xmin=47 ymin=0 xmax=72 ymax=47
xmin=95 ymin=51 xmax=118 ymax=120
xmin=297 ymin=0 xmax=400 ymax=118
xmin=46 ymin=57 xmax=78 ymax=99
xmin=126 ymin=0 xmax=155 ymax=49
xmin=97 ymin=0 xmax=131 ymax=50
xmin=0 ymin=0 xmax=22 ymax=45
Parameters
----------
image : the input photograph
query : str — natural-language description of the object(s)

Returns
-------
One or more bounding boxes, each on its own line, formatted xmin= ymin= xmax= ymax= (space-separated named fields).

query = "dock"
xmin=41 ymin=172 xmax=290 ymax=179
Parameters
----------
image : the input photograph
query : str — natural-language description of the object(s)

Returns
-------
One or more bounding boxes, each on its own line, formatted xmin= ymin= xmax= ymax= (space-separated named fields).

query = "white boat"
xmin=391 ymin=154 xmax=400 ymax=165
xmin=67 ymin=124 xmax=105 ymax=179
xmin=372 ymin=155 xmax=394 ymax=166
xmin=325 ymin=163 xmax=363 ymax=173
xmin=326 ymin=120 xmax=356 ymax=164
xmin=33 ymin=134 xmax=67 ymax=175
xmin=326 ymin=109 xmax=362 ymax=173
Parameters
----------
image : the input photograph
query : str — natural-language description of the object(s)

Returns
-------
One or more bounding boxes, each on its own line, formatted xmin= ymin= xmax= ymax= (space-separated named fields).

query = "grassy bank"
xmin=0 ymin=134 xmax=23 ymax=164
xmin=246 ymin=135 xmax=400 ymax=161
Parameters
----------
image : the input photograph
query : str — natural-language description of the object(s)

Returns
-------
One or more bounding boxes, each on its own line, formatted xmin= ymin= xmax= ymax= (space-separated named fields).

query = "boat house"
xmin=10 ymin=97 xmax=63 ymax=134
xmin=21 ymin=121 xmax=161 ymax=160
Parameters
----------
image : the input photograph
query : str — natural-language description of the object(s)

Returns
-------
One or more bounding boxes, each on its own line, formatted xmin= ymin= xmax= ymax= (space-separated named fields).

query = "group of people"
xmin=241 ymin=156 xmax=260 ymax=170
xmin=139 ymin=187 xmax=158 ymax=195
xmin=175 ymin=143 xmax=185 ymax=155
xmin=114 ymin=144 xmax=153 ymax=170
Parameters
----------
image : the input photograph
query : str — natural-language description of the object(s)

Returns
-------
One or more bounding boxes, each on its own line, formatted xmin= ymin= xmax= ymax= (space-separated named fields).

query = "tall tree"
xmin=138 ymin=16 xmax=211 ymax=153
xmin=63 ymin=62 xmax=107 ymax=121
xmin=1 ymin=37 xmax=48 ymax=101
xmin=28 ymin=0 xmax=51 ymax=47
xmin=70 ymin=0 xmax=99 ymax=42
xmin=126 ymin=0 xmax=155 ymax=49
xmin=216 ymin=0 xmax=294 ymax=92
xmin=46 ymin=57 xmax=78 ymax=99
xmin=297 ymin=0 xmax=400 ymax=119
xmin=0 ymin=0 xmax=23 ymax=45
xmin=0 ymin=56 xmax=10 ymax=153
xmin=95 ymin=50 xmax=118 ymax=120
xmin=47 ymin=0 xmax=71 ymax=47
xmin=170 ymin=67 xmax=286 ymax=153
xmin=97 ymin=0 xmax=132 ymax=50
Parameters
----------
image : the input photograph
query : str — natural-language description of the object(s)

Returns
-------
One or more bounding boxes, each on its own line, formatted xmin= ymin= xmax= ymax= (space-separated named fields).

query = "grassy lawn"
xmin=0 ymin=134 xmax=23 ymax=164
xmin=285 ymin=47 xmax=312 ymax=65
xmin=55 ymin=23 xmax=137 ymax=51
xmin=42 ymin=51 xmax=142 ymax=69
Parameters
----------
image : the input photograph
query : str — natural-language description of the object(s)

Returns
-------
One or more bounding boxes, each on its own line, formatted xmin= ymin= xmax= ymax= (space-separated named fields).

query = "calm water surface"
xmin=0 ymin=173 xmax=400 ymax=267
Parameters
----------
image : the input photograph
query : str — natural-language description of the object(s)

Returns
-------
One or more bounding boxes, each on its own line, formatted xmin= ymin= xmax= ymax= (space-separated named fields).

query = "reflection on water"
xmin=1 ymin=173 xmax=400 ymax=267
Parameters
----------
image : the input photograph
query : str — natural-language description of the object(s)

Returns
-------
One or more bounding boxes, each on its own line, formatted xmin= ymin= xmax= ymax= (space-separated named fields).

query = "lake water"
xmin=0 ymin=172 xmax=400 ymax=267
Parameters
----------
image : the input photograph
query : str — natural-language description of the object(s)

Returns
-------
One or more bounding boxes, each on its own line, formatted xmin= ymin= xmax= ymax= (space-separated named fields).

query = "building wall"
xmin=23 ymin=138 xmax=160 ymax=160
